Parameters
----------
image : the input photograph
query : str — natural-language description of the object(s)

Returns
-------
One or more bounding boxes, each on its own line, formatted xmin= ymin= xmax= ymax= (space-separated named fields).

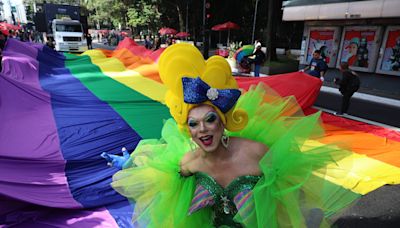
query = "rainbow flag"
xmin=1 ymin=38 xmax=399 ymax=226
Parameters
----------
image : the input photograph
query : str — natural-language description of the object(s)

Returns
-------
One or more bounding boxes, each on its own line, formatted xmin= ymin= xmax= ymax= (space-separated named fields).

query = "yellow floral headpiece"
xmin=158 ymin=43 xmax=248 ymax=133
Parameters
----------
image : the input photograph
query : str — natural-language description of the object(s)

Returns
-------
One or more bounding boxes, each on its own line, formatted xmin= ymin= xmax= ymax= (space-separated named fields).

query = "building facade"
xmin=0 ymin=0 xmax=27 ymax=24
xmin=283 ymin=0 xmax=400 ymax=77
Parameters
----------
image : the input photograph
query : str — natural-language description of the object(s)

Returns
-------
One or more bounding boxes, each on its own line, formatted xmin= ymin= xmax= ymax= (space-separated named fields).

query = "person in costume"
xmin=102 ymin=43 xmax=358 ymax=227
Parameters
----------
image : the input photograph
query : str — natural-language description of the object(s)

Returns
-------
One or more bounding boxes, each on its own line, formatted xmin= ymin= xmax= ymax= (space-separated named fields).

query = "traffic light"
xmin=205 ymin=1 xmax=211 ymax=19
xmin=202 ymin=0 xmax=211 ymax=59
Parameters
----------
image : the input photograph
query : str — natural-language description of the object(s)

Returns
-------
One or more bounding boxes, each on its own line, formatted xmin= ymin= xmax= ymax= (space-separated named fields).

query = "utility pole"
xmin=186 ymin=0 xmax=189 ymax=33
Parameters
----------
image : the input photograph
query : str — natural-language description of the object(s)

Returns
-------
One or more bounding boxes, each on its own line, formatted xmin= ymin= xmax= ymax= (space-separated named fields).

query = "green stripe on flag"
xmin=64 ymin=53 xmax=171 ymax=139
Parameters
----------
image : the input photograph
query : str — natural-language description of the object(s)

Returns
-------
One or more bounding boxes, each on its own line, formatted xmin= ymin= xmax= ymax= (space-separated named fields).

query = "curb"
xmin=321 ymin=86 xmax=400 ymax=108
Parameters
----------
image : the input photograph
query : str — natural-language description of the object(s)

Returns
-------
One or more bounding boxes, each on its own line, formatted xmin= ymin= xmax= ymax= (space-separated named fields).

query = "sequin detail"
xmin=190 ymin=172 xmax=261 ymax=227
xmin=182 ymin=77 xmax=241 ymax=113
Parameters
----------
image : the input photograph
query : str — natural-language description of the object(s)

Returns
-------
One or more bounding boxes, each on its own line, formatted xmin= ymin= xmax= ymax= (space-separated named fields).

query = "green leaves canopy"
xmin=82 ymin=0 xmax=161 ymax=30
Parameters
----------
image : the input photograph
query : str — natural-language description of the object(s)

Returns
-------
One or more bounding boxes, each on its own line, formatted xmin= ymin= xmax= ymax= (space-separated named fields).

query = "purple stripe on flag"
xmin=3 ymin=206 xmax=119 ymax=228
xmin=0 ymin=39 xmax=81 ymax=212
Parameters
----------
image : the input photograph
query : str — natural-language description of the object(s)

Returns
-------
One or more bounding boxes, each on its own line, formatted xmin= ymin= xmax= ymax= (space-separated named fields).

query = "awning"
xmin=282 ymin=0 xmax=400 ymax=21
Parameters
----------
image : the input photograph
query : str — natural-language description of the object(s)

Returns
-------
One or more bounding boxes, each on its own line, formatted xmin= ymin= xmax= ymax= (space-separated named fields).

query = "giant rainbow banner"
xmin=1 ymin=38 xmax=399 ymax=227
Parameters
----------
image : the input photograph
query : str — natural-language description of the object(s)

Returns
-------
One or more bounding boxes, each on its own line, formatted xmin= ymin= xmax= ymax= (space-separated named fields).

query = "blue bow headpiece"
xmin=182 ymin=77 xmax=241 ymax=113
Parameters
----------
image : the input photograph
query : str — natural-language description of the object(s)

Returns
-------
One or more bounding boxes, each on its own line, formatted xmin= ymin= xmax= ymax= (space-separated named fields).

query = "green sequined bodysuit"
xmin=192 ymin=172 xmax=261 ymax=227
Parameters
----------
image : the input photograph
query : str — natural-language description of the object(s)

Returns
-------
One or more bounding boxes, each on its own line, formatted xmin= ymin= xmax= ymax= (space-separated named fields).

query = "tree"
xmin=158 ymin=0 xmax=186 ymax=32
xmin=264 ymin=0 xmax=283 ymax=62
xmin=127 ymin=0 xmax=161 ymax=33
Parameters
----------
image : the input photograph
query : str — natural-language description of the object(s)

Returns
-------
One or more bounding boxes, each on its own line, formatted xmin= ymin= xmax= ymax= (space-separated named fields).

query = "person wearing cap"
xmin=246 ymin=42 xmax=265 ymax=77
xmin=300 ymin=49 xmax=328 ymax=80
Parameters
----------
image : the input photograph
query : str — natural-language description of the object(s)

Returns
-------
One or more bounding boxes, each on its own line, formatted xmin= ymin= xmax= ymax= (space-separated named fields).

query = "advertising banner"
xmin=377 ymin=26 xmax=400 ymax=76
xmin=307 ymin=30 xmax=335 ymax=65
xmin=338 ymin=26 xmax=381 ymax=72
xmin=301 ymin=27 xmax=341 ymax=68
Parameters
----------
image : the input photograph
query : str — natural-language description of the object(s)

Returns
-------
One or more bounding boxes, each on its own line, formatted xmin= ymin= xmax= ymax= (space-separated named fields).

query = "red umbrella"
xmin=159 ymin=27 xmax=177 ymax=36
xmin=0 ymin=22 xmax=21 ymax=31
xmin=211 ymin=21 xmax=240 ymax=45
xmin=211 ymin=21 xmax=240 ymax=31
xmin=175 ymin=31 xmax=190 ymax=38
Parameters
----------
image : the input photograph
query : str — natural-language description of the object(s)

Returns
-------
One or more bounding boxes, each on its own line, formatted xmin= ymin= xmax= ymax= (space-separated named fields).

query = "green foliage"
xmin=127 ymin=0 xmax=161 ymax=28
xmin=82 ymin=0 xmax=161 ymax=30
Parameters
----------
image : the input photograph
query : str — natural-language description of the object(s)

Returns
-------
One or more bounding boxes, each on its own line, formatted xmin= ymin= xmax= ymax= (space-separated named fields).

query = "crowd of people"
xmin=95 ymin=31 xmax=125 ymax=46
xmin=0 ymin=28 xmax=42 ymax=71
xmin=143 ymin=34 xmax=186 ymax=50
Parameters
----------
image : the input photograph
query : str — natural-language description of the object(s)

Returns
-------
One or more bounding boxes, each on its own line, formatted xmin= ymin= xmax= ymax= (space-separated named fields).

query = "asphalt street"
xmin=332 ymin=184 xmax=400 ymax=228
xmin=314 ymin=86 xmax=400 ymax=227
xmin=315 ymin=86 xmax=400 ymax=128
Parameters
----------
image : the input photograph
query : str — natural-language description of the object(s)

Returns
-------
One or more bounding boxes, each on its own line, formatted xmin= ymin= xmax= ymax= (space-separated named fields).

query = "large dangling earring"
xmin=221 ymin=133 xmax=229 ymax=148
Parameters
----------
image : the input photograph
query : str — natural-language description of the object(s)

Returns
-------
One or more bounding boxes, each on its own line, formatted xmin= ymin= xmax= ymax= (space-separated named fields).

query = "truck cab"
xmin=52 ymin=19 xmax=88 ymax=52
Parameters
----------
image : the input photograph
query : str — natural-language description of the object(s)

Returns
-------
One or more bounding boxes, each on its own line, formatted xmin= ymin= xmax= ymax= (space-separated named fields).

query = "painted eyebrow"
xmin=204 ymin=112 xmax=218 ymax=120
xmin=188 ymin=111 xmax=217 ymax=122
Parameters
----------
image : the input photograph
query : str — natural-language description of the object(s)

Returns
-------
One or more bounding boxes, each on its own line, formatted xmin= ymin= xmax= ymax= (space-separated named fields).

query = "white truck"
xmin=52 ymin=19 xmax=88 ymax=52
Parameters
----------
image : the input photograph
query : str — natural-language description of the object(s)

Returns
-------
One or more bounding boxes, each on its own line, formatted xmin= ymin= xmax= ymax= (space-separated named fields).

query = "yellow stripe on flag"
xmin=82 ymin=50 xmax=167 ymax=103
xmin=304 ymin=140 xmax=400 ymax=195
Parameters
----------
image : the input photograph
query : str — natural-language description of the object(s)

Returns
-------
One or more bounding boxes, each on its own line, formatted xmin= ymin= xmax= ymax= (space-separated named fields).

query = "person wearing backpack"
xmin=334 ymin=62 xmax=360 ymax=116
xmin=246 ymin=42 xmax=265 ymax=77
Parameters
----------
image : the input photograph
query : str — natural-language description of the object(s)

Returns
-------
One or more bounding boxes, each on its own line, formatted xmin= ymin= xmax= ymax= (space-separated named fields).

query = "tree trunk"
xmin=177 ymin=5 xmax=185 ymax=32
xmin=264 ymin=0 xmax=282 ymax=62
xmin=122 ymin=10 xmax=128 ymax=29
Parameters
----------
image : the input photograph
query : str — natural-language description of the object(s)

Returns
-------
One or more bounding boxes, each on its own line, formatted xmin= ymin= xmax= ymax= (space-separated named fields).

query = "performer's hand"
xmin=101 ymin=147 xmax=130 ymax=169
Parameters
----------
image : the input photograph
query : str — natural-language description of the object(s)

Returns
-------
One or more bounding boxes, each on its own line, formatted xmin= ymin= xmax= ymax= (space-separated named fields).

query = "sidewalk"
xmin=321 ymin=68 xmax=400 ymax=101
xmin=321 ymin=86 xmax=400 ymax=108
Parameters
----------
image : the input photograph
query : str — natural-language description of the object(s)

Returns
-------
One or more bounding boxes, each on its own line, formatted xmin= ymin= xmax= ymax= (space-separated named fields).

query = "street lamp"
xmin=251 ymin=0 xmax=259 ymax=44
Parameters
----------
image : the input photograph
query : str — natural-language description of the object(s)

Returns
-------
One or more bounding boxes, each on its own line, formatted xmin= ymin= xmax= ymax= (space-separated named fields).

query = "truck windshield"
xmin=56 ymin=24 xmax=82 ymax=32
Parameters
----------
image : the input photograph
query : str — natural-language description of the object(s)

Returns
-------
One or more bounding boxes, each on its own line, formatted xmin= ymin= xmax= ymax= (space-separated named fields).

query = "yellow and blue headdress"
xmin=158 ymin=43 xmax=248 ymax=133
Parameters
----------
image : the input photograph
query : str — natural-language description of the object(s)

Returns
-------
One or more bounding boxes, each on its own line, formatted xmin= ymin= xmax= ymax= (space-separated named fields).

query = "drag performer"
xmin=103 ymin=43 xmax=358 ymax=227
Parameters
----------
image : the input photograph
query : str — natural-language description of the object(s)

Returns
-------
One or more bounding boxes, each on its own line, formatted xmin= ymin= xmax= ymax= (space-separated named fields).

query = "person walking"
xmin=334 ymin=62 xmax=360 ymax=116
xmin=144 ymin=35 xmax=153 ymax=49
xmin=86 ymin=34 xmax=93 ymax=50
